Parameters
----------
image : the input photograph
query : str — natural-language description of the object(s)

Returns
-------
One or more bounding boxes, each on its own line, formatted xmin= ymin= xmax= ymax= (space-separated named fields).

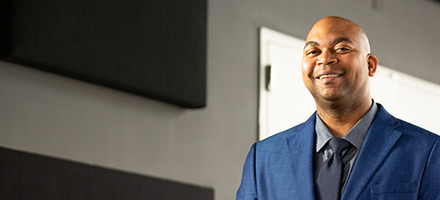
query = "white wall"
xmin=371 ymin=66 xmax=440 ymax=134
xmin=1 ymin=1 xmax=439 ymax=199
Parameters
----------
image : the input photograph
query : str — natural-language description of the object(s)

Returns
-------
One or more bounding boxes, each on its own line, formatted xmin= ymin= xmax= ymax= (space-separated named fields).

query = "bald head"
xmin=301 ymin=15 xmax=379 ymax=118
xmin=306 ymin=16 xmax=371 ymax=54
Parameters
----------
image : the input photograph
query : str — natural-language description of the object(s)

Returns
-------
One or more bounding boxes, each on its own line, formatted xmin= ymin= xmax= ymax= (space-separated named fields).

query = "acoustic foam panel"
xmin=0 ymin=147 xmax=214 ymax=199
xmin=2 ymin=0 xmax=207 ymax=108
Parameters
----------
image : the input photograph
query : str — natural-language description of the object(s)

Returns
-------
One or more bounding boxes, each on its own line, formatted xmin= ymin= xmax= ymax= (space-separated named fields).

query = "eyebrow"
xmin=332 ymin=37 xmax=354 ymax=45
xmin=303 ymin=37 xmax=354 ymax=50
xmin=303 ymin=41 xmax=319 ymax=50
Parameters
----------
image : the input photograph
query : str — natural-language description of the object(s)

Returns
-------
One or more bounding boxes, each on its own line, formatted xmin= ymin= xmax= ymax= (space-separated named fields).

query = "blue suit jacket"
xmin=237 ymin=104 xmax=440 ymax=199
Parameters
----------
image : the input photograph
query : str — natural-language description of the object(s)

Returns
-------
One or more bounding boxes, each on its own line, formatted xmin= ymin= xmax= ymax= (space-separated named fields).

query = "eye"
xmin=335 ymin=46 xmax=352 ymax=53
xmin=305 ymin=49 xmax=320 ymax=57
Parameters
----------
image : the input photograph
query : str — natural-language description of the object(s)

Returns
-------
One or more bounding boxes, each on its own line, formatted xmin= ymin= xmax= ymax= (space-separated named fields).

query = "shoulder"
xmin=255 ymin=112 xmax=316 ymax=152
xmin=376 ymin=103 xmax=440 ymax=144
xmin=396 ymin=118 xmax=440 ymax=142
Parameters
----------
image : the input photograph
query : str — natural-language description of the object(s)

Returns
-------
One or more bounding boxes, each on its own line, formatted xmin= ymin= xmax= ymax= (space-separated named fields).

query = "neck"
xmin=316 ymin=98 xmax=372 ymax=138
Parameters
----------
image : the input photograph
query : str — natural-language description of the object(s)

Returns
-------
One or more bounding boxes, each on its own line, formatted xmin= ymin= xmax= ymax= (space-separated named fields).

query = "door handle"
xmin=265 ymin=64 xmax=275 ymax=91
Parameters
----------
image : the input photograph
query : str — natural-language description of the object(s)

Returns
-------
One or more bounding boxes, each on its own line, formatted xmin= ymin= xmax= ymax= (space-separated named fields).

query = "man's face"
xmin=301 ymin=18 xmax=376 ymax=104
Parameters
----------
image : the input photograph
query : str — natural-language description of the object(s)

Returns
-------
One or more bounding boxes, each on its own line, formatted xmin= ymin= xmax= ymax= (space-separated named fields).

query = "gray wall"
xmin=1 ymin=0 xmax=439 ymax=199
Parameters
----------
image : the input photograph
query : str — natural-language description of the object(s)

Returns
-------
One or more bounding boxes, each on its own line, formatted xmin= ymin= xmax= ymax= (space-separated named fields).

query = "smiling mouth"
xmin=316 ymin=74 xmax=343 ymax=80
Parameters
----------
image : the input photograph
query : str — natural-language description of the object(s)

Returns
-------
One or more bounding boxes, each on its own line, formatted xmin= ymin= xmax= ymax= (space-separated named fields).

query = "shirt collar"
xmin=315 ymin=100 xmax=378 ymax=152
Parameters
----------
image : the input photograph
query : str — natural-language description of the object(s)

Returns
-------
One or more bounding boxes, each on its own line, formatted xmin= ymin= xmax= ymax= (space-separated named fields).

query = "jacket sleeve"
xmin=419 ymin=139 xmax=440 ymax=200
xmin=236 ymin=143 xmax=258 ymax=200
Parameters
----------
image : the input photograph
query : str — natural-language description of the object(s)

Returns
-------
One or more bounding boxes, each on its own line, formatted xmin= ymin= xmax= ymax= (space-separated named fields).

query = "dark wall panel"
xmin=2 ymin=0 xmax=207 ymax=108
xmin=0 ymin=1 xmax=11 ymax=56
xmin=0 ymin=147 xmax=214 ymax=200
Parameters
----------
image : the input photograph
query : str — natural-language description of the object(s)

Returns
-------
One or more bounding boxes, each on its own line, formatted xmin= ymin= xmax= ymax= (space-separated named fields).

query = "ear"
xmin=366 ymin=53 xmax=378 ymax=77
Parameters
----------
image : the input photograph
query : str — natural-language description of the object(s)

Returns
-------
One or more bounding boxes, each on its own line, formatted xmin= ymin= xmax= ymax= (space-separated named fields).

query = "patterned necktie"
xmin=316 ymin=138 xmax=351 ymax=200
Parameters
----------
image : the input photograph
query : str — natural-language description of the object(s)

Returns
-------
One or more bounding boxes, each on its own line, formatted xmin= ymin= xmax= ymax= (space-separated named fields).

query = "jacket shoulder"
xmin=397 ymin=118 xmax=440 ymax=140
xmin=376 ymin=103 xmax=440 ymax=142
xmin=256 ymin=113 xmax=316 ymax=149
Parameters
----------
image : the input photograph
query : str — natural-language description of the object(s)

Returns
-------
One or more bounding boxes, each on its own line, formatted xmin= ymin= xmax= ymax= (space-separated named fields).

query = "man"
xmin=237 ymin=16 xmax=440 ymax=200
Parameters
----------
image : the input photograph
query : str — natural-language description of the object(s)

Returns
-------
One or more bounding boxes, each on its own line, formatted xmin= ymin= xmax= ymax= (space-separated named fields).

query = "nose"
xmin=316 ymin=49 xmax=337 ymax=66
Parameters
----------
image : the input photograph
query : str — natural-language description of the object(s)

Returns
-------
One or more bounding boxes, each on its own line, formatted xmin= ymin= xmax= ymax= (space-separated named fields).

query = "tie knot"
xmin=329 ymin=138 xmax=351 ymax=155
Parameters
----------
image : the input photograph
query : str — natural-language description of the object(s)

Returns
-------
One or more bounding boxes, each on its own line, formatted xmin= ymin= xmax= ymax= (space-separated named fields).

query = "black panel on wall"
xmin=0 ymin=1 xmax=11 ymax=56
xmin=2 ymin=0 xmax=207 ymax=108
xmin=0 ymin=147 xmax=214 ymax=199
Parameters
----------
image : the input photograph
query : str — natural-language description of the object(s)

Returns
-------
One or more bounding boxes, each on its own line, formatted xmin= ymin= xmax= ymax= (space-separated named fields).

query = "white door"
xmin=259 ymin=27 xmax=316 ymax=140
xmin=259 ymin=27 xmax=440 ymax=140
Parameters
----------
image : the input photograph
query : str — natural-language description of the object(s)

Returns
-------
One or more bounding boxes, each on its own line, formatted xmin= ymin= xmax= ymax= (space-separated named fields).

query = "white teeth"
xmin=319 ymin=74 xmax=340 ymax=79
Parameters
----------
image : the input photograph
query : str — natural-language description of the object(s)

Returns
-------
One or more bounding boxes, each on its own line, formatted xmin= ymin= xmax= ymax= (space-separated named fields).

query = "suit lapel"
xmin=342 ymin=105 xmax=402 ymax=200
xmin=286 ymin=114 xmax=317 ymax=200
